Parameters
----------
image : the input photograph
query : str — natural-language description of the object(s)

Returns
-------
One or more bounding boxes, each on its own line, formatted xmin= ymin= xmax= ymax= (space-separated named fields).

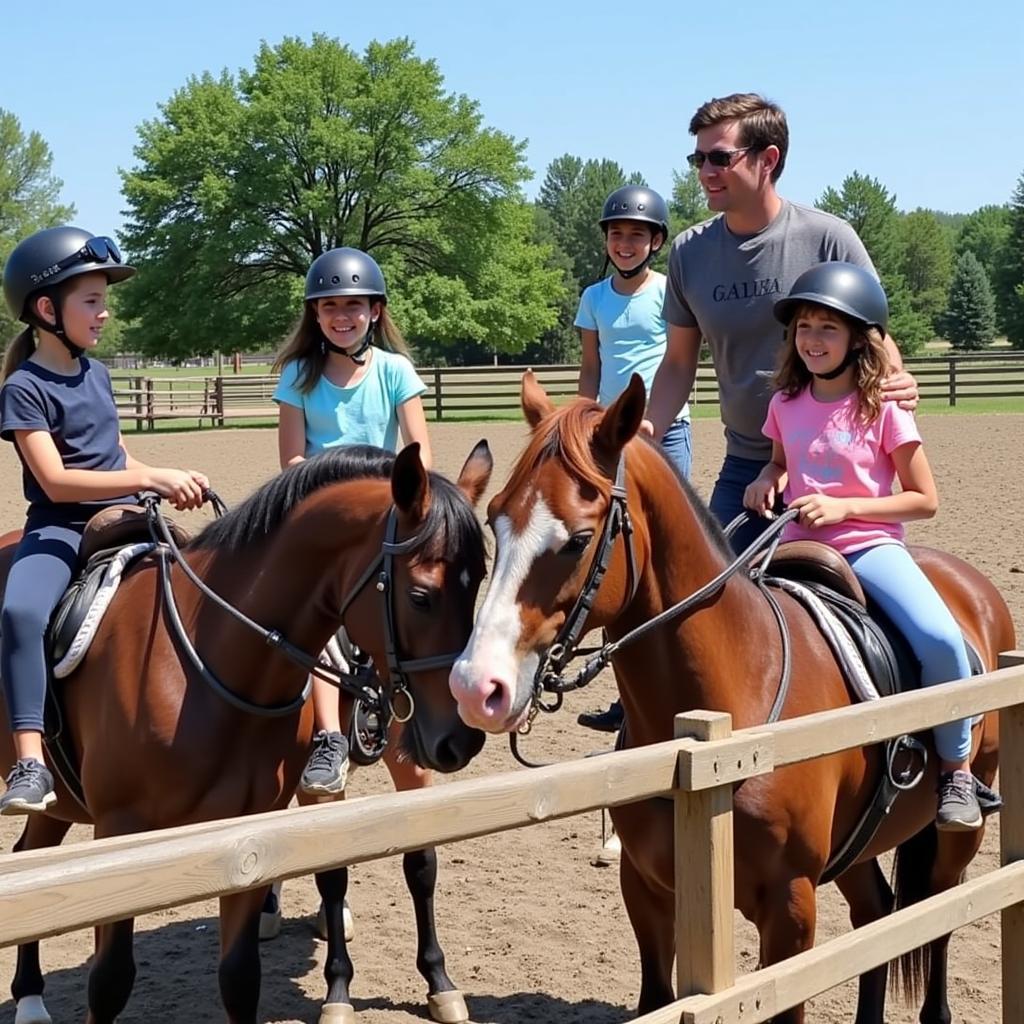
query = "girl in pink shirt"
xmin=743 ymin=262 xmax=981 ymax=832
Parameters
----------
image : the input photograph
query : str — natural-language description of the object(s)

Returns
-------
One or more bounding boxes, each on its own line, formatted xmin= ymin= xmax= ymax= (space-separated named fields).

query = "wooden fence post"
xmin=1000 ymin=650 xmax=1024 ymax=1024
xmin=146 ymin=378 xmax=155 ymax=430
xmin=215 ymin=376 xmax=225 ymax=428
xmin=948 ymin=357 xmax=957 ymax=407
xmin=134 ymin=375 xmax=144 ymax=432
xmin=674 ymin=710 xmax=735 ymax=998
xmin=434 ymin=367 xmax=443 ymax=421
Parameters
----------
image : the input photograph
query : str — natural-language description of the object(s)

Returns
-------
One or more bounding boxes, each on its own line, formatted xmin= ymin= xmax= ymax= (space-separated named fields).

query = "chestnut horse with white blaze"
xmin=449 ymin=373 xmax=1015 ymax=1024
xmin=1 ymin=441 xmax=492 ymax=1024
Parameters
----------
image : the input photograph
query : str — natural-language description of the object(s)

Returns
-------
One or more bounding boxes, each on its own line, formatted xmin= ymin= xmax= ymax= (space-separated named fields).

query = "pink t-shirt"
xmin=762 ymin=388 xmax=922 ymax=554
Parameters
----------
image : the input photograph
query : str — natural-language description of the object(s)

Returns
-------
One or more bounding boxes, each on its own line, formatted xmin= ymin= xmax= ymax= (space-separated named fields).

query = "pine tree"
xmin=998 ymin=170 xmax=1024 ymax=349
xmin=938 ymin=252 xmax=997 ymax=351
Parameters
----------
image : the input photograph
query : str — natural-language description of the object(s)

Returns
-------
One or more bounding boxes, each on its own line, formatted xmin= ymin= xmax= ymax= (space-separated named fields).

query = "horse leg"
xmin=315 ymin=866 xmax=356 ymax=1024
xmin=84 ymin=919 xmax=137 ymax=1024
xmin=833 ymin=858 xmax=893 ymax=1024
xmin=385 ymin=736 xmax=466 ymax=1024
xmin=10 ymin=815 xmax=72 ymax=1024
xmin=217 ymin=887 xmax=267 ymax=1024
xmin=618 ymin=839 xmax=674 ymax=1014
xmin=402 ymin=847 xmax=467 ymax=1024
xmin=755 ymin=875 xmax=817 ymax=1024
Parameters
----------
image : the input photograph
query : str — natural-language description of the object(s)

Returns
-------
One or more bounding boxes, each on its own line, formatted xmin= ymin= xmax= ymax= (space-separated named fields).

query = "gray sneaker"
xmin=0 ymin=758 xmax=56 ymax=815
xmin=300 ymin=731 xmax=350 ymax=795
xmin=936 ymin=771 xmax=983 ymax=832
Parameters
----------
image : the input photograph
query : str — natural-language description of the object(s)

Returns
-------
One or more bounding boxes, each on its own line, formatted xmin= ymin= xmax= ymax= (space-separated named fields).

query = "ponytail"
xmin=2 ymin=327 xmax=35 ymax=382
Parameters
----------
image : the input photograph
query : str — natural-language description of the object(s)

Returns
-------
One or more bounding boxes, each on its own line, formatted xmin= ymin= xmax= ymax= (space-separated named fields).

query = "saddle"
xmin=758 ymin=540 xmax=998 ymax=883
xmin=42 ymin=504 xmax=191 ymax=810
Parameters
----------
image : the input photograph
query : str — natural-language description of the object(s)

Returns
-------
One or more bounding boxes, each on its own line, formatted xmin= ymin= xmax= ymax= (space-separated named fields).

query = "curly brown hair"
xmin=773 ymin=302 xmax=892 ymax=424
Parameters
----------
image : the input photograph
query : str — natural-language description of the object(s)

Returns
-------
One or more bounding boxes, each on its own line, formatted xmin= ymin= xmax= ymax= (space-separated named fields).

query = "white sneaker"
xmin=591 ymin=830 xmax=621 ymax=867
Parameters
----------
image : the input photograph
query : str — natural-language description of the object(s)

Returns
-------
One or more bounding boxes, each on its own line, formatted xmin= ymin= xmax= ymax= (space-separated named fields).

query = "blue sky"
xmin=3 ymin=0 xmax=1022 ymax=238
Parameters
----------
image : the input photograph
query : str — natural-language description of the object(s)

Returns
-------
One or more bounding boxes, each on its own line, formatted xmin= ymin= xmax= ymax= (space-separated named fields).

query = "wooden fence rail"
xmin=109 ymin=352 xmax=1024 ymax=429
xmin=2 ymin=654 xmax=1024 ymax=1022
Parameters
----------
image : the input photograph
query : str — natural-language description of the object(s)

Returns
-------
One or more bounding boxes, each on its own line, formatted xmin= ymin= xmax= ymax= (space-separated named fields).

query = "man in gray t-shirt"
xmin=644 ymin=93 xmax=917 ymax=552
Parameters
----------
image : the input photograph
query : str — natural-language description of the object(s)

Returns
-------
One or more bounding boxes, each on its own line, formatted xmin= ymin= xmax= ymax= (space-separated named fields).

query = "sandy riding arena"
xmin=1 ymin=412 xmax=1022 ymax=1023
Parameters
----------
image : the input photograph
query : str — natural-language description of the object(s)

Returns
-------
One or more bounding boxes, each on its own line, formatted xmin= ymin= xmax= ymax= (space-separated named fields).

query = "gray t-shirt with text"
xmin=662 ymin=200 xmax=876 ymax=460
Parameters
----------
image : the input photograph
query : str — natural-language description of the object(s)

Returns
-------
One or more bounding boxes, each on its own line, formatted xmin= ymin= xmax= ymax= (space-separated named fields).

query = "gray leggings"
xmin=1 ymin=520 xmax=82 ymax=732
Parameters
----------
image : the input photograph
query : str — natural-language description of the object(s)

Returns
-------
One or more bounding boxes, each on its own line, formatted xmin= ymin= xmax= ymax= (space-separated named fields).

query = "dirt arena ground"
xmin=1 ymin=412 xmax=1022 ymax=1023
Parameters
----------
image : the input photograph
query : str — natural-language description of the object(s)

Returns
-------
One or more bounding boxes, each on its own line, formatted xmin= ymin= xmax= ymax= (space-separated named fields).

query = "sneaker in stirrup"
xmin=0 ymin=758 xmax=56 ymax=815
xmin=936 ymin=770 xmax=983 ymax=832
xmin=300 ymin=730 xmax=350 ymax=795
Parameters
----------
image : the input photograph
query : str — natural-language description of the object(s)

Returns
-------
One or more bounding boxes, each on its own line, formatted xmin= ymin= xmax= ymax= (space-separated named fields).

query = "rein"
xmin=509 ymin=459 xmax=802 ymax=767
xmin=143 ymin=491 xmax=462 ymax=745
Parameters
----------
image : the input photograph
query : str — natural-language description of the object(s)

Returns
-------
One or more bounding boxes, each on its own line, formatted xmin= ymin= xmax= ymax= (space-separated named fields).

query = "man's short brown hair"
xmin=689 ymin=93 xmax=789 ymax=183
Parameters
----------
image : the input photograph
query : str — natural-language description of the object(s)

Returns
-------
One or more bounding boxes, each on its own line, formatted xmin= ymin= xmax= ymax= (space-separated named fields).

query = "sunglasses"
xmin=31 ymin=237 xmax=124 ymax=286
xmin=686 ymin=146 xmax=756 ymax=169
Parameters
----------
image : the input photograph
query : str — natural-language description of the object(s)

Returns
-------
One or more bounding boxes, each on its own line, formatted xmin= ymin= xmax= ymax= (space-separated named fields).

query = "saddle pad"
xmin=52 ymin=542 xmax=155 ymax=678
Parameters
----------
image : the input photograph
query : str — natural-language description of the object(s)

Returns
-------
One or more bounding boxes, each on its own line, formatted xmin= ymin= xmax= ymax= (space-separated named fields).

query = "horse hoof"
xmin=15 ymin=995 xmax=52 ymax=1024
xmin=316 ymin=899 xmax=355 ymax=942
xmin=318 ymin=1003 xmax=356 ymax=1024
xmin=428 ymin=989 xmax=469 ymax=1024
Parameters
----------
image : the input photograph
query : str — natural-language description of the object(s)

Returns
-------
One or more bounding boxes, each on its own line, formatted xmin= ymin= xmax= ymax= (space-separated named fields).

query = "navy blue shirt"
xmin=0 ymin=358 xmax=132 ymax=524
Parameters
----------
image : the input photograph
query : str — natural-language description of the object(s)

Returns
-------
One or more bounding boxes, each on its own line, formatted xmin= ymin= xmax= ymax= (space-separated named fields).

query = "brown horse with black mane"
xmin=448 ymin=373 xmax=1015 ymax=1024
xmin=0 ymin=440 xmax=492 ymax=1024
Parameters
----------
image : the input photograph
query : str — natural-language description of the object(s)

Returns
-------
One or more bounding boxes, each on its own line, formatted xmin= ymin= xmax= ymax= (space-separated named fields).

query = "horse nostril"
xmin=484 ymin=679 xmax=508 ymax=716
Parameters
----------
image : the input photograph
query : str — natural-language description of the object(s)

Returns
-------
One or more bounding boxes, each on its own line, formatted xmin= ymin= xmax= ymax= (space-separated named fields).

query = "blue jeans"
xmin=0 ymin=521 xmax=83 ymax=732
xmin=847 ymin=544 xmax=973 ymax=763
xmin=708 ymin=454 xmax=781 ymax=553
xmin=660 ymin=418 xmax=692 ymax=480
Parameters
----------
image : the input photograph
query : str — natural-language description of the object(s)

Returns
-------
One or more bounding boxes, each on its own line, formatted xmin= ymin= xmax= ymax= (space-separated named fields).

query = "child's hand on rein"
xmin=789 ymin=494 xmax=850 ymax=528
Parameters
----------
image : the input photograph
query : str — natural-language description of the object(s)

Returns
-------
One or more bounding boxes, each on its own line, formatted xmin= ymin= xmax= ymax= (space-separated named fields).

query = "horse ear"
xmin=521 ymin=369 xmax=554 ymax=428
xmin=593 ymin=373 xmax=646 ymax=459
xmin=456 ymin=440 xmax=493 ymax=508
xmin=392 ymin=443 xmax=431 ymax=523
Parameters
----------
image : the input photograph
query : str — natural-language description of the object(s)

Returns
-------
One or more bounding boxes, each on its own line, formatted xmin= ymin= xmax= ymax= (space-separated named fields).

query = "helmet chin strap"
xmin=812 ymin=348 xmax=857 ymax=380
xmin=603 ymin=236 xmax=664 ymax=281
xmin=321 ymin=324 xmax=373 ymax=365
xmin=25 ymin=292 xmax=85 ymax=359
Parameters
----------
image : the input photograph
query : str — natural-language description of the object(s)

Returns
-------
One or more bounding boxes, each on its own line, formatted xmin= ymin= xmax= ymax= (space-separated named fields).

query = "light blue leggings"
xmin=846 ymin=543 xmax=973 ymax=764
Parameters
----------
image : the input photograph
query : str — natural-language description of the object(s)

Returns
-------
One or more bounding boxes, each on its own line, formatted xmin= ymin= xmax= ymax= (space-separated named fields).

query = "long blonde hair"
xmin=773 ymin=302 xmax=892 ymax=424
xmin=272 ymin=300 xmax=411 ymax=395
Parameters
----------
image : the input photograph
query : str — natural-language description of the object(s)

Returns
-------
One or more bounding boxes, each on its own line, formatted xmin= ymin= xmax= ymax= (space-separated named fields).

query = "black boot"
xmin=577 ymin=700 xmax=624 ymax=733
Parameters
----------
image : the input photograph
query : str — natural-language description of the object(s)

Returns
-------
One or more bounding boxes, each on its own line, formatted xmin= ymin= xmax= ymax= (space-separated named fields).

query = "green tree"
xmin=996 ymin=172 xmax=1024 ymax=348
xmin=537 ymin=155 xmax=644 ymax=289
xmin=938 ymin=251 xmax=997 ymax=351
xmin=0 ymin=109 xmax=75 ymax=340
xmin=897 ymin=209 xmax=953 ymax=332
xmin=119 ymin=35 xmax=560 ymax=359
xmin=669 ymin=165 xmax=710 ymax=233
xmin=816 ymin=172 xmax=931 ymax=354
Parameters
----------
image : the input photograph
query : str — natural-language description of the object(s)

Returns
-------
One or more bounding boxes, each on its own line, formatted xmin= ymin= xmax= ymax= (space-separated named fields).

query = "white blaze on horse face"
xmin=450 ymin=493 xmax=568 ymax=732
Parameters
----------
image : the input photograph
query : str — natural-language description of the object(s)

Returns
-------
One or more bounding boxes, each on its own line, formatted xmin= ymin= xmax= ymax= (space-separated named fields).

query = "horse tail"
xmin=889 ymin=821 xmax=938 ymax=1004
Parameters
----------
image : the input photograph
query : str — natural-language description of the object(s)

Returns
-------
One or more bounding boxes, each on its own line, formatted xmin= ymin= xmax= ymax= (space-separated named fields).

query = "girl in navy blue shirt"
xmin=0 ymin=226 xmax=209 ymax=815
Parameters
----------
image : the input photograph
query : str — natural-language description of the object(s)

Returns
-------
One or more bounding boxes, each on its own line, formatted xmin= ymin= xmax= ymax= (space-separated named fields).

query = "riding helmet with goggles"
xmin=3 ymin=226 xmax=135 ymax=357
xmin=774 ymin=262 xmax=889 ymax=334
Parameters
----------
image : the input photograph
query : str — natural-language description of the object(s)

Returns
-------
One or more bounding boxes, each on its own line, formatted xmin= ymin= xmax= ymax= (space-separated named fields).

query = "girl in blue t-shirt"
xmin=272 ymin=247 xmax=430 ymax=795
xmin=0 ymin=227 xmax=209 ymax=815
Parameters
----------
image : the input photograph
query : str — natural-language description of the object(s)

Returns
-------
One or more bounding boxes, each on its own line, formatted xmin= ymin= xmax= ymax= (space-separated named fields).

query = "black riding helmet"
xmin=3 ymin=226 xmax=135 ymax=357
xmin=305 ymin=248 xmax=387 ymax=303
xmin=598 ymin=185 xmax=670 ymax=240
xmin=597 ymin=186 xmax=670 ymax=281
xmin=305 ymin=248 xmax=387 ymax=365
xmin=774 ymin=262 xmax=889 ymax=334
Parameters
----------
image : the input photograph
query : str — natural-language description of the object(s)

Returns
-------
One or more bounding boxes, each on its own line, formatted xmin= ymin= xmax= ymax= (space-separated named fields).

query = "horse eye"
xmin=408 ymin=587 xmax=433 ymax=610
xmin=561 ymin=532 xmax=593 ymax=556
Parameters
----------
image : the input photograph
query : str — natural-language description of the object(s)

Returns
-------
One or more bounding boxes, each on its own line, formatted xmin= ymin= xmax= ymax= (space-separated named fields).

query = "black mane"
xmin=191 ymin=446 xmax=485 ymax=575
